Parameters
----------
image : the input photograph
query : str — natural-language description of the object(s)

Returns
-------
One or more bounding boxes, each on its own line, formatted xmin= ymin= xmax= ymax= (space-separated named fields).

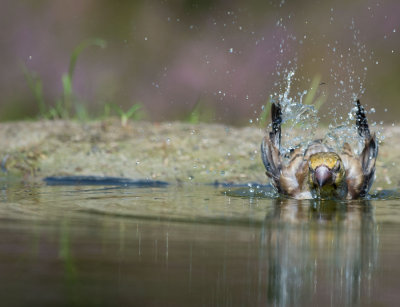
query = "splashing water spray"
xmin=267 ymin=16 xmax=383 ymax=161
xmin=269 ymin=70 xmax=319 ymax=160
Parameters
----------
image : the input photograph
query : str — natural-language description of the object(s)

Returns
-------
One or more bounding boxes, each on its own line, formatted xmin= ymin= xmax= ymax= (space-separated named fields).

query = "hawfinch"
xmin=261 ymin=100 xmax=378 ymax=199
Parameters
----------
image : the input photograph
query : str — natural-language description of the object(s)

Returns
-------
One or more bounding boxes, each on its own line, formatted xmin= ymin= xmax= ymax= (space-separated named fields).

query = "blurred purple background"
xmin=1 ymin=0 xmax=399 ymax=125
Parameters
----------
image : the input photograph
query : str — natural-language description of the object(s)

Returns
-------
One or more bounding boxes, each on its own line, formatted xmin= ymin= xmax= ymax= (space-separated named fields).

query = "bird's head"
xmin=308 ymin=152 xmax=346 ymax=192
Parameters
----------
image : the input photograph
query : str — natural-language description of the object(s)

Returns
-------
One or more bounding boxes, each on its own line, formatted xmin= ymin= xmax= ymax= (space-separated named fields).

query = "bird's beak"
xmin=315 ymin=166 xmax=332 ymax=187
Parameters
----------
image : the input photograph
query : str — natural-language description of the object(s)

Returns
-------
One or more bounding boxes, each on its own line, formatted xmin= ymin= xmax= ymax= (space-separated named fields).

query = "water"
xmin=1 ymin=181 xmax=400 ymax=306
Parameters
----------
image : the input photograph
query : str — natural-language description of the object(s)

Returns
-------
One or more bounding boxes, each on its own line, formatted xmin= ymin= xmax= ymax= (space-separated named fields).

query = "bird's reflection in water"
xmin=260 ymin=198 xmax=378 ymax=306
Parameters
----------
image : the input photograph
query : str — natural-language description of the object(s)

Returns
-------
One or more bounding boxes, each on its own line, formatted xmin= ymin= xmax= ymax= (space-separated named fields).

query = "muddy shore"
xmin=0 ymin=119 xmax=398 ymax=190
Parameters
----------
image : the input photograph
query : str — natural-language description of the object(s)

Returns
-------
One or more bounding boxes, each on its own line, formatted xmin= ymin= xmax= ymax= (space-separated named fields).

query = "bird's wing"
xmin=340 ymin=142 xmax=364 ymax=198
xmin=281 ymin=147 xmax=311 ymax=198
xmin=355 ymin=99 xmax=378 ymax=196
xmin=261 ymin=102 xmax=283 ymax=192
xmin=261 ymin=103 xmax=311 ymax=198
xmin=341 ymin=100 xmax=378 ymax=198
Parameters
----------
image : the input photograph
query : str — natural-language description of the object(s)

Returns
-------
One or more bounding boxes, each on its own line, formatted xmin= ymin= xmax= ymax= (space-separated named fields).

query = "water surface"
xmin=0 ymin=181 xmax=399 ymax=306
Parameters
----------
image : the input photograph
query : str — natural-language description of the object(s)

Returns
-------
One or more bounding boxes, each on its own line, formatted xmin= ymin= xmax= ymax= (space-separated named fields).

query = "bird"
xmin=261 ymin=100 xmax=378 ymax=200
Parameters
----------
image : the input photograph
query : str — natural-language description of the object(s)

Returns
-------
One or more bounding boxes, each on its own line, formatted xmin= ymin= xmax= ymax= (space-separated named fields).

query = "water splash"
xmin=269 ymin=69 xmax=383 ymax=160
xmin=269 ymin=71 xmax=320 ymax=158
xmin=267 ymin=15 xmax=384 ymax=159
xmin=320 ymin=18 xmax=387 ymax=151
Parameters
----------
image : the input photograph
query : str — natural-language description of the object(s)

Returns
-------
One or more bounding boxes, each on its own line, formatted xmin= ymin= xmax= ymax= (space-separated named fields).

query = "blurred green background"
xmin=1 ymin=0 xmax=399 ymax=125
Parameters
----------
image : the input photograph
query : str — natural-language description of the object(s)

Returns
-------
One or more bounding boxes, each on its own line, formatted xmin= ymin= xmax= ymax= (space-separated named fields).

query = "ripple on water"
xmin=0 ymin=180 xmax=400 ymax=306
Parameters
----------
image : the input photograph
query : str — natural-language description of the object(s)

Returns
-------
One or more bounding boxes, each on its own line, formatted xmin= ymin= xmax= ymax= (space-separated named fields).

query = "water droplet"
xmin=229 ymin=48 xmax=233 ymax=53
xmin=144 ymin=37 xmax=148 ymax=41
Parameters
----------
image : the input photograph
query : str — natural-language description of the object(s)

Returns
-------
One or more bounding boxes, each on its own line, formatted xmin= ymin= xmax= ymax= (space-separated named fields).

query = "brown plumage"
xmin=261 ymin=100 xmax=378 ymax=199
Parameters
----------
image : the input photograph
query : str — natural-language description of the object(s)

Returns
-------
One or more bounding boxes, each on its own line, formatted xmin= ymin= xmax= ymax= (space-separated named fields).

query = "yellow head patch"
xmin=309 ymin=152 xmax=341 ymax=170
